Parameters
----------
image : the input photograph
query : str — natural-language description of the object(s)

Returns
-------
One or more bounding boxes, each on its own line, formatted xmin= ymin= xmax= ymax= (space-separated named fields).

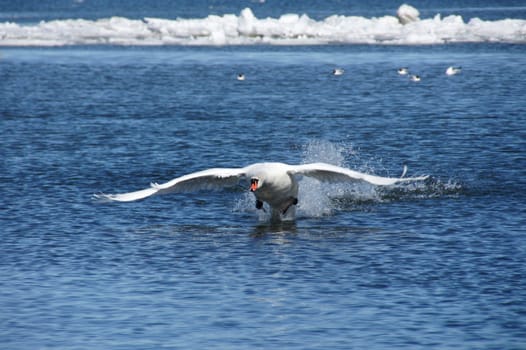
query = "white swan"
xmin=96 ymin=162 xmax=428 ymax=221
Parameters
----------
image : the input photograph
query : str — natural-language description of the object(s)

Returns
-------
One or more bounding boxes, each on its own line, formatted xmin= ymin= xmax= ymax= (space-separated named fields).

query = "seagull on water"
xmin=410 ymin=74 xmax=421 ymax=82
xmin=446 ymin=66 xmax=462 ymax=76
xmin=95 ymin=162 xmax=428 ymax=221
xmin=398 ymin=67 xmax=409 ymax=75
xmin=332 ymin=68 xmax=344 ymax=76
xmin=237 ymin=73 xmax=246 ymax=81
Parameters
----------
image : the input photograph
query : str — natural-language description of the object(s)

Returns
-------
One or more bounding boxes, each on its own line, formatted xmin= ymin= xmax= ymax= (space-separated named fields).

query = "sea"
xmin=1 ymin=1 xmax=525 ymax=349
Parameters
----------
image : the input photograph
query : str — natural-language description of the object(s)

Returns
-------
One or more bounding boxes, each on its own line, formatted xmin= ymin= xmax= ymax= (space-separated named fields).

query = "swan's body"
xmin=96 ymin=162 xmax=428 ymax=220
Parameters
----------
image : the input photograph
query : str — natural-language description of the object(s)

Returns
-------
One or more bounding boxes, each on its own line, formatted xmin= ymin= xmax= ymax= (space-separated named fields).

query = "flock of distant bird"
xmin=397 ymin=66 xmax=462 ymax=82
xmin=236 ymin=66 xmax=461 ymax=82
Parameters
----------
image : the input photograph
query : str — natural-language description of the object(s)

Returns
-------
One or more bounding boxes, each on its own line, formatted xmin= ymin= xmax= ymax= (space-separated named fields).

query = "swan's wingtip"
xmin=401 ymin=165 xmax=408 ymax=178
xmin=397 ymin=173 xmax=430 ymax=184
xmin=399 ymin=165 xmax=430 ymax=182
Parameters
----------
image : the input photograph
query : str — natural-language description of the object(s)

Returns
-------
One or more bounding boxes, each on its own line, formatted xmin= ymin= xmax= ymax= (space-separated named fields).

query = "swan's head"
xmin=250 ymin=177 xmax=260 ymax=192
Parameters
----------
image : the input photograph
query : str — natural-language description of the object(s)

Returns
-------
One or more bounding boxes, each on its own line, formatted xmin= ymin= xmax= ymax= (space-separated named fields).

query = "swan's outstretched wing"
xmin=95 ymin=167 xmax=248 ymax=202
xmin=288 ymin=162 xmax=428 ymax=186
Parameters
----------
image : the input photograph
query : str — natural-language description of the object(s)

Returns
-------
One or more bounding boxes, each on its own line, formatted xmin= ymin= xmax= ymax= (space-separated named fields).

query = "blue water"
xmin=1 ymin=2 xmax=526 ymax=349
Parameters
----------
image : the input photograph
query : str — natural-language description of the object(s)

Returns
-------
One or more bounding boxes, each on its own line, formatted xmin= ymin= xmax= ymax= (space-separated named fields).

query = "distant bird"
xmin=410 ymin=74 xmax=421 ymax=82
xmin=95 ymin=162 xmax=428 ymax=221
xmin=237 ymin=73 xmax=246 ymax=81
xmin=446 ymin=66 xmax=462 ymax=76
xmin=332 ymin=68 xmax=344 ymax=76
xmin=398 ymin=67 xmax=409 ymax=75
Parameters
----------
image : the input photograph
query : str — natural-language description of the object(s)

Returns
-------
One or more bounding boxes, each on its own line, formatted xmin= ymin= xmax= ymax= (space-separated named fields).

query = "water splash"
xmin=298 ymin=140 xmax=465 ymax=216
xmin=300 ymin=139 xmax=353 ymax=166
xmin=298 ymin=140 xmax=381 ymax=218
xmin=233 ymin=191 xmax=264 ymax=220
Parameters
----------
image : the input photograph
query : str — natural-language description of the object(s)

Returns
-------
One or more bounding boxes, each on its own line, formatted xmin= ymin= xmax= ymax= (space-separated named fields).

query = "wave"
xmin=1 ymin=4 xmax=525 ymax=46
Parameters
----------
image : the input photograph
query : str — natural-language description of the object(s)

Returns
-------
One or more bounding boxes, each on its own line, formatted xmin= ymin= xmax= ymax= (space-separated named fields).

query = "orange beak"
xmin=250 ymin=180 xmax=258 ymax=192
